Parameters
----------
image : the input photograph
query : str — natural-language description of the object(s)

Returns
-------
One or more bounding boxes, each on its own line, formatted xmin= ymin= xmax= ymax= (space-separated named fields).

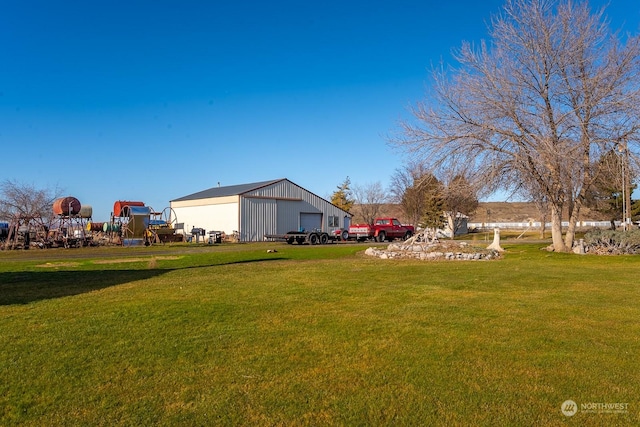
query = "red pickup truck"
xmin=347 ymin=218 xmax=414 ymax=242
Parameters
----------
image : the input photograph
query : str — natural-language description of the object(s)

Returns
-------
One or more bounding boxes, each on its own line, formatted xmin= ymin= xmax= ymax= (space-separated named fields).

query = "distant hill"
xmin=350 ymin=202 xmax=611 ymax=225
xmin=469 ymin=202 xmax=610 ymax=223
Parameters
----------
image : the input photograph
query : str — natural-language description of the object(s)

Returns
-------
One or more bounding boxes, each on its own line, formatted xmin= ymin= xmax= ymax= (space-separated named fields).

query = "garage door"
xmin=300 ymin=213 xmax=322 ymax=232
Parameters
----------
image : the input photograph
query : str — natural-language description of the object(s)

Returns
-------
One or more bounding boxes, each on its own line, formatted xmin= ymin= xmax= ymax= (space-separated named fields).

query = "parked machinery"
xmin=104 ymin=201 xmax=145 ymax=245
xmin=2 ymin=217 xmax=44 ymax=250
xmin=120 ymin=205 xmax=152 ymax=246
xmin=2 ymin=196 xmax=95 ymax=250
xmin=146 ymin=207 xmax=183 ymax=243
xmin=208 ymin=230 xmax=222 ymax=244
xmin=106 ymin=201 xmax=183 ymax=246
xmin=3 ymin=198 xmax=184 ymax=249
xmin=0 ymin=222 xmax=8 ymax=242
xmin=47 ymin=196 xmax=93 ymax=248
xmin=190 ymin=227 xmax=206 ymax=243
xmin=264 ymin=229 xmax=338 ymax=245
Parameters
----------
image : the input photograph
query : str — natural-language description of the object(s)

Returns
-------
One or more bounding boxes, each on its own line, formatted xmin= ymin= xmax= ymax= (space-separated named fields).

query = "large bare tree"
xmin=442 ymin=174 xmax=479 ymax=237
xmin=389 ymin=161 xmax=431 ymax=227
xmin=0 ymin=179 xmax=61 ymax=224
xmin=394 ymin=0 xmax=640 ymax=252
xmin=352 ymin=181 xmax=387 ymax=224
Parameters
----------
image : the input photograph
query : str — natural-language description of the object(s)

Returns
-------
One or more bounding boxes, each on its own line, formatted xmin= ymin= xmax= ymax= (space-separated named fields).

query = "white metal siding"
xmin=170 ymin=202 xmax=239 ymax=236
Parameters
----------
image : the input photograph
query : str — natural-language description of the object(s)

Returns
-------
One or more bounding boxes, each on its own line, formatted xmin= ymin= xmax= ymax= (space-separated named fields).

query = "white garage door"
xmin=300 ymin=213 xmax=322 ymax=232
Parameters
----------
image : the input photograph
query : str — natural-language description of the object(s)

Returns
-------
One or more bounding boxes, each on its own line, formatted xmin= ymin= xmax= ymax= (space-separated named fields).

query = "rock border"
xmin=364 ymin=241 xmax=501 ymax=261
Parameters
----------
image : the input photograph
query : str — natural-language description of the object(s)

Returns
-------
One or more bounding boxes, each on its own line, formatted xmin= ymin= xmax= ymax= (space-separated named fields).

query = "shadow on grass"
xmin=0 ymin=257 xmax=286 ymax=306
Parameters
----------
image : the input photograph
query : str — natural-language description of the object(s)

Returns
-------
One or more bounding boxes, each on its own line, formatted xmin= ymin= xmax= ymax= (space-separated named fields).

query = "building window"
xmin=329 ymin=215 xmax=339 ymax=227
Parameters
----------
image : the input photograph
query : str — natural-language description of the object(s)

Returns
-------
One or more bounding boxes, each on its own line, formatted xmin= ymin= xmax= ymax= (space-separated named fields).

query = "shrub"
xmin=583 ymin=228 xmax=640 ymax=254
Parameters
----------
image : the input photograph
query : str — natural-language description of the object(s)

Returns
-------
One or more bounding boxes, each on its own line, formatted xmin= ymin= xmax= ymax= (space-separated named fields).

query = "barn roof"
xmin=171 ymin=178 xmax=352 ymax=216
xmin=171 ymin=179 xmax=286 ymax=202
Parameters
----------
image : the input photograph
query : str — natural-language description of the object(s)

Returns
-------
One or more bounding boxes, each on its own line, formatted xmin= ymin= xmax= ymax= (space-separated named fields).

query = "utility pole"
xmin=618 ymin=140 xmax=631 ymax=230
xmin=624 ymin=145 xmax=631 ymax=230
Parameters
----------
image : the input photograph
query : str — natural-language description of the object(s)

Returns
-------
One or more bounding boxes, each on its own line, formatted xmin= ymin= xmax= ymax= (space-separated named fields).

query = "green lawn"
xmin=0 ymin=242 xmax=638 ymax=426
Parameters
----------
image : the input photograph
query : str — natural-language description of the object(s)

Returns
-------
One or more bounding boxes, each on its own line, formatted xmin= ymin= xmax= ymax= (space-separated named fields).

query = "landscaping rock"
xmin=362 ymin=241 xmax=500 ymax=261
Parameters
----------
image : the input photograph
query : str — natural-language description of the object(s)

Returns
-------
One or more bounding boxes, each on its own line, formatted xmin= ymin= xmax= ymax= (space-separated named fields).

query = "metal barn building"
xmin=170 ymin=178 xmax=352 ymax=242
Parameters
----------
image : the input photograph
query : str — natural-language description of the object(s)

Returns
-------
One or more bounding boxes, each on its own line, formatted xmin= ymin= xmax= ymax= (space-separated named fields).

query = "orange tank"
xmin=52 ymin=197 xmax=81 ymax=216
xmin=113 ymin=200 xmax=145 ymax=217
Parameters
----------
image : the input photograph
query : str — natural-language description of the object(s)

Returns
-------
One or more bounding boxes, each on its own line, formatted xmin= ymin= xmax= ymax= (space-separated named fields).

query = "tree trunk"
xmin=539 ymin=213 xmax=546 ymax=239
xmin=446 ymin=213 xmax=455 ymax=239
xmin=487 ymin=228 xmax=504 ymax=252
xmin=550 ymin=204 xmax=568 ymax=252
xmin=564 ymin=201 xmax=582 ymax=250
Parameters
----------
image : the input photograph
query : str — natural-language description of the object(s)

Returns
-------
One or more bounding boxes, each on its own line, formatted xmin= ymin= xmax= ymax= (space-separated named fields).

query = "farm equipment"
xmin=264 ymin=229 xmax=339 ymax=245
xmin=146 ymin=207 xmax=183 ymax=243
xmin=106 ymin=201 xmax=184 ymax=246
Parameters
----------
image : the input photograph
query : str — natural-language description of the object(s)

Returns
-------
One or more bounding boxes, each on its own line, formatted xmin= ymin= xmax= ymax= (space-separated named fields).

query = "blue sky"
xmin=1 ymin=1 xmax=638 ymax=221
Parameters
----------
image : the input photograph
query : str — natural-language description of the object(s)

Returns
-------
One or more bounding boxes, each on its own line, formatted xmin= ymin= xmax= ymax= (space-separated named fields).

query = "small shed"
xmin=170 ymin=178 xmax=352 ymax=242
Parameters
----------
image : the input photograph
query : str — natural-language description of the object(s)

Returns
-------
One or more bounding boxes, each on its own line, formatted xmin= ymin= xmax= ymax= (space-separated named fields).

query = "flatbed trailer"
xmin=264 ymin=230 xmax=337 ymax=245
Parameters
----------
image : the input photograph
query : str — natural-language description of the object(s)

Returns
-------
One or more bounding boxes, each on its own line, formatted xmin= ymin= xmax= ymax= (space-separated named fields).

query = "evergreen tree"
xmin=397 ymin=172 xmax=443 ymax=227
xmin=417 ymin=174 xmax=444 ymax=230
xmin=330 ymin=176 xmax=355 ymax=213
xmin=391 ymin=164 xmax=444 ymax=229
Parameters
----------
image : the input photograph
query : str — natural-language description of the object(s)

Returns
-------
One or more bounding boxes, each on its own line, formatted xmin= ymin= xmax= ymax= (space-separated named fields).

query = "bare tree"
xmin=0 ymin=179 xmax=61 ymax=224
xmin=389 ymin=161 xmax=431 ymax=227
xmin=442 ymin=174 xmax=479 ymax=237
xmin=585 ymin=148 xmax=638 ymax=229
xmin=511 ymin=177 xmax=551 ymax=238
xmin=352 ymin=181 xmax=387 ymax=224
xmin=394 ymin=0 xmax=640 ymax=252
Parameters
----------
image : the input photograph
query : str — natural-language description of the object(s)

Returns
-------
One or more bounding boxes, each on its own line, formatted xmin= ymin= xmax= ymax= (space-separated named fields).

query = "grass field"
xmin=1 ymin=241 xmax=639 ymax=426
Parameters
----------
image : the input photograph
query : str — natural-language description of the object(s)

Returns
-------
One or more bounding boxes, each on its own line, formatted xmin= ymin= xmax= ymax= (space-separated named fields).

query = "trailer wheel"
xmin=287 ymin=237 xmax=294 ymax=244
xmin=377 ymin=231 xmax=386 ymax=242
xmin=296 ymin=237 xmax=305 ymax=244
xmin=341 ymin=230 xmax=349 ymax=241
xmin=308 ymin=233 xmax=319 ymax=245
xmin=320 ymin=233 xmax=329 ymax=244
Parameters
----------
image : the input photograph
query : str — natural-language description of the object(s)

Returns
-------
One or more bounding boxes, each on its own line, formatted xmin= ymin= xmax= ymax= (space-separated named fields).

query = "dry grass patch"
xmin=35 ymin=262 xmax=81 ymax=268
xmin=92 ymin=256 xmax=182 ymax=264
